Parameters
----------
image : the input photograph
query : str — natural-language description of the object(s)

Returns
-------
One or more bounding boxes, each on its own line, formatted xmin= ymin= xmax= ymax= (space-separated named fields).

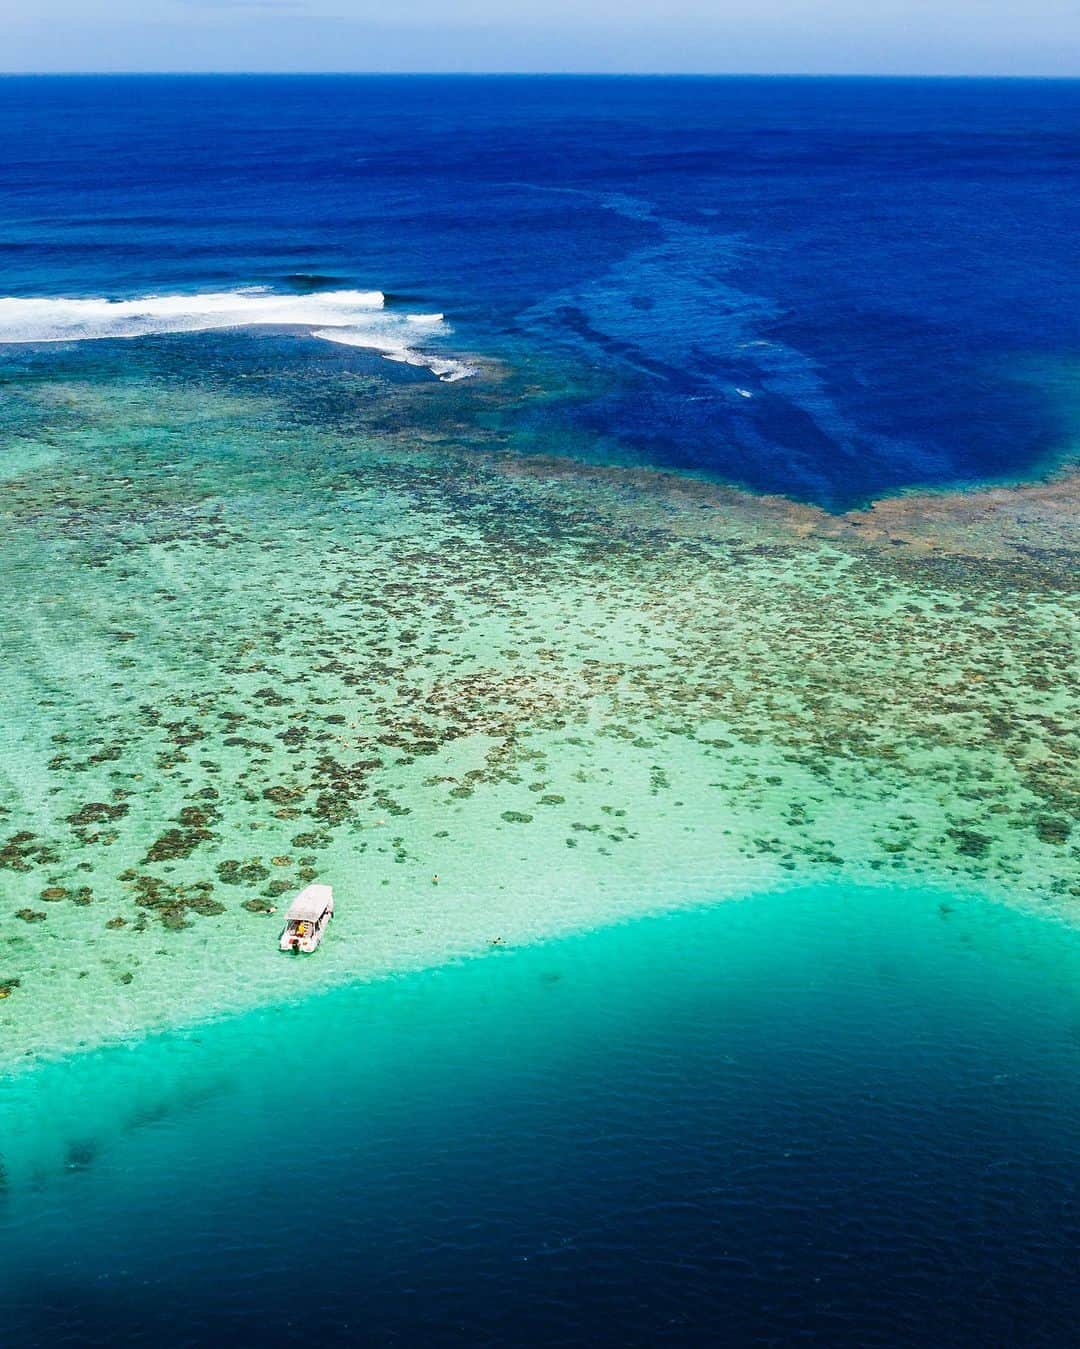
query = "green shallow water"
xmin=3 ymin=884 xmax=1080 ymax=1345
xmin=0 ymin=335 xmax=1077 ymax=1066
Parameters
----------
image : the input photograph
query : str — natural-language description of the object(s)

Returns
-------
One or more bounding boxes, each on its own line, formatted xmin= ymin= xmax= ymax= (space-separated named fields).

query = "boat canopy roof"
xmin=285 ymin=884 xmax=333 ymax=922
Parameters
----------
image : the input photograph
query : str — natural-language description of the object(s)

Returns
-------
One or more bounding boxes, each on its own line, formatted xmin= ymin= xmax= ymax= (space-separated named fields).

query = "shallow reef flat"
xmin=0 ymin=341 xmax=1076 ymax=1067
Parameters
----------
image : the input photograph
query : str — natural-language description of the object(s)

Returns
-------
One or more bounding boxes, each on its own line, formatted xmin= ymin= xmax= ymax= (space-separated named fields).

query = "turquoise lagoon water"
xmin=4 ymin=884 xmax=1080 ymax=1346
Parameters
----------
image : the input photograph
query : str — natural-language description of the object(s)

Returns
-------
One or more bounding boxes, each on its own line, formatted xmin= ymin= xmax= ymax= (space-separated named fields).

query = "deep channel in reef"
xmin=0 ymin=332 xmax=1076 ymax=1066
xmin=4 ymin=884 xmax=1080 ymax=1346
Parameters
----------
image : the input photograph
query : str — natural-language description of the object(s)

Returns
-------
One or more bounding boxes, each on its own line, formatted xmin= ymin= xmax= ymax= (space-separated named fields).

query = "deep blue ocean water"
xmin=3 ymin=75 xmax=1080 ymax=506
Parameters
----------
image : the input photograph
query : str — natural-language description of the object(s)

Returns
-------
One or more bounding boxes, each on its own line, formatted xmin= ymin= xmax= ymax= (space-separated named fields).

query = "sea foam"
xmin=312 ymin=325 xmax=478 ymax=382
xmin=0 ymin=288 xmax=476 ymax=382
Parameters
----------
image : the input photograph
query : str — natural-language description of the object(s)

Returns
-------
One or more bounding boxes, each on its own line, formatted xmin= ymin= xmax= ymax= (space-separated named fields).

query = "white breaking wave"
xmin=0 ymin=288 xmax=478 ymax=383
xmin=0 ymin=289 xmax=385 ymax=341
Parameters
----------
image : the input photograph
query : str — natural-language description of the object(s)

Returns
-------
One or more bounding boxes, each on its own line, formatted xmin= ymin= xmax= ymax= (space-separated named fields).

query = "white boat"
xmin=279 ymin=884 xmax=334 ymax=953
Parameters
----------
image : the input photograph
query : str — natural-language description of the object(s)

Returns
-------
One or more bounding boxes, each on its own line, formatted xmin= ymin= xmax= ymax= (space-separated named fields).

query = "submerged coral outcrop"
xmin=0 ymin=339 xmax=1076 ymax=1065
